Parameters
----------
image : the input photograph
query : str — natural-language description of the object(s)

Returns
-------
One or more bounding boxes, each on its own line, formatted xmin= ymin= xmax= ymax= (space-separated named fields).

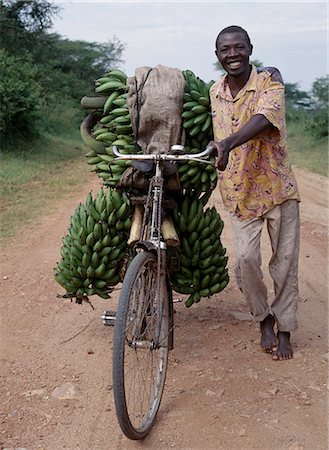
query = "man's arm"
xmin=210 ymin=114 xmax=273 ymax=171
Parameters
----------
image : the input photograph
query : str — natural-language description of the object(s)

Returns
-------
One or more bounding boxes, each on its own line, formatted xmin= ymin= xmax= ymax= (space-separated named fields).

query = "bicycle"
xmin=111 ymin=143 xmax=214 ymax=440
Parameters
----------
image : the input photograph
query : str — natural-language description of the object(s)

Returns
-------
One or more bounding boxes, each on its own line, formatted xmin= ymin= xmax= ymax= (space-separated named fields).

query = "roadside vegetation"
xmin=0 ymin=1 xmax=328 ymax=242
xmin=0 ymin=0 xmax=125 ymax=240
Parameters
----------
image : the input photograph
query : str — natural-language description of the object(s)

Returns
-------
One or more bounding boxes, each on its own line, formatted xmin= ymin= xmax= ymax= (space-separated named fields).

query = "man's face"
xmin=215 ymin=32 xmax=253 ymax=78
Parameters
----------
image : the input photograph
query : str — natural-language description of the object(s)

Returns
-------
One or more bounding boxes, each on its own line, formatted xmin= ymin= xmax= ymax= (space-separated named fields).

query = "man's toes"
xmin=262 ymin=340 xmax=278 ymax=353
xmin=272 ymin=351 xmax=293 ymax=361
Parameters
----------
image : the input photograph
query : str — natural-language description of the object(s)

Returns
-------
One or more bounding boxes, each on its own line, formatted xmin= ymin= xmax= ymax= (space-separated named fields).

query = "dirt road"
xmin=0 ymin=167 xmax=328 ymax=450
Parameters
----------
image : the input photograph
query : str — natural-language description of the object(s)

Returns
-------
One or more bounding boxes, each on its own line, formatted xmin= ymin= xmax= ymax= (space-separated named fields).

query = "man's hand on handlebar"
xmin=207 ymin=140 xmax=230 ymax=171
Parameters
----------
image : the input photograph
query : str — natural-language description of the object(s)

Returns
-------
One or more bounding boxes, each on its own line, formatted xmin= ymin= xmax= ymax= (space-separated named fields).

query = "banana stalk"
xmin=161 ymin=213 xmax=180 ymax=247
xmin=127 ymin=205 xmax=143 ymax=246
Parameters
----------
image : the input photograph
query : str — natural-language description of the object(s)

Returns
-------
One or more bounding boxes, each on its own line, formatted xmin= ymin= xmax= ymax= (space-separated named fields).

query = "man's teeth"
xmin=228 ymin=62 xmax=241 ymax=68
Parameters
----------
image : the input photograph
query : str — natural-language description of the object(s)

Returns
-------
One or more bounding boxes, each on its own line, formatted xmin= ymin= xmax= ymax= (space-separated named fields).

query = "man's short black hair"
xmin=215 ymin=25 xmax=251 ymax=48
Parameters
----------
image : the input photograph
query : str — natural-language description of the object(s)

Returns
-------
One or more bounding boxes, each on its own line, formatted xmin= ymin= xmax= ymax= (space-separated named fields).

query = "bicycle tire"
xmin=112 ymin=251 xmax=169 ymax=440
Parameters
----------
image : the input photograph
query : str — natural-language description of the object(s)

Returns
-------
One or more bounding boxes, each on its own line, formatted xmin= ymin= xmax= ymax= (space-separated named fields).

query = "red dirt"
xmin=0 ymin=167 xmax=328 ymax=450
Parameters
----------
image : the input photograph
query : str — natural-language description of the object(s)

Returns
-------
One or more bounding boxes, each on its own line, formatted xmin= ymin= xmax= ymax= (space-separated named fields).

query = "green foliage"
xmin=53 ymin=37 xmax=125 ymax=87
xmin=0 ymin=49 xmax=43 ymax=138
xmin=285 ymin=82 xmax=312 ymax=111
xmin=312 ymin=75 xmax=329 ymax=109
xmin=1 ymin=0 xmax=60 ymax=63
xmin=307 ymin=76 xmax=329 ymax=138
xmin=0 ymin=129 xmax=90 ymax=241
xmin=306 ymin=110 xmax=328 ymax=139
xmin=1 ymin=0 xmax=59 ymax=32
xmin=287 ymin=111 xmax=328 ymax=176
xmin=0 ymin=0 xmax=125 ymax=150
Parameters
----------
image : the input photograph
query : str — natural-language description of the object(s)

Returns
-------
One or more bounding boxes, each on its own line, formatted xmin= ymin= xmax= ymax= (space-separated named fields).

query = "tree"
xmin=0 ymin=49 xmax=42 ymax=138
xmin=284 ymin=82 xmax=312 ymax=110
xmin=307 ymin=75 xmax=329 ymax=138
xmin=0 ymin=0 xmax=126 ymax=146
xmin=0 ymin=0 xmax=60 ymax=60
xmin=312 ymin=75 xmax=329 ymax=109
xmin=52 ymin=36 xmax=125 ymax=94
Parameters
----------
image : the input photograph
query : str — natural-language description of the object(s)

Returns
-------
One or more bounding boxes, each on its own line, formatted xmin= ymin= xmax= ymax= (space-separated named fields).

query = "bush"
xmin=0 ymin=49 xmax=43 ymax=140
xmin=306 ymin=110 xmax=328 ymax=138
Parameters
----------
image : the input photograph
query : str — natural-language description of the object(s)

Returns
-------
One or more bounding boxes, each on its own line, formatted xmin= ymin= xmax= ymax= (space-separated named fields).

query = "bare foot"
xmin=272 ymin=331 xmax=293 ymax=360
xmin=260 ymin=314 xmax=277 ymax=353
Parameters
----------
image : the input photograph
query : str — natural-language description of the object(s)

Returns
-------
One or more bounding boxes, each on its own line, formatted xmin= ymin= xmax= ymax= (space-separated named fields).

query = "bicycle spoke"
xmin=113 ymin=250 xmax=170 ymax=439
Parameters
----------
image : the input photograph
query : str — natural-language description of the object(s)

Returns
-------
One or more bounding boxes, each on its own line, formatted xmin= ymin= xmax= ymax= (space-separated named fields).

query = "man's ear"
xmin=249 ymin=44 xmax=253 ymax=56
xmin=215 ymin=49 xmax=218 ymax=58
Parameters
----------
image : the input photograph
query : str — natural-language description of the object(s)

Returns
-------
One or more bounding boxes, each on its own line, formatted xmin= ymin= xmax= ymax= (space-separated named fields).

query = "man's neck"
xmin=227 ymin=65 xmax=252 ymax=99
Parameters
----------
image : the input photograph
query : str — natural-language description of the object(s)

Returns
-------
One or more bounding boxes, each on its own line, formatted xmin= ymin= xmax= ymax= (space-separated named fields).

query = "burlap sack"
xmin=126 ymin=64 xmax=186 ymax=154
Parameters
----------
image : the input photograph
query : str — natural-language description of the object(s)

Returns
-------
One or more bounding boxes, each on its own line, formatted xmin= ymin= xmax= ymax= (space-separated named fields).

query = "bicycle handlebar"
xmin=112 ymin=144 xmax=217 ymax=164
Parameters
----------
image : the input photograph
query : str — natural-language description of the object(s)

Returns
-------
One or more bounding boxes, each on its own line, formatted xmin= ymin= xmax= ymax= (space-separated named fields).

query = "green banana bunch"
xmin=182 ymin=70 xmax=215 ymax=143
xmin=178 ymin=71 xmax=217 ymax=200
xmin=171 ymin=198 xmax=229 ymax=307
xmin=54 ymin=188 xmax=132 ymax=302
xmin=177 ymin=140 xmax=218 ymax=201
xmin=80 ymin=69 xmax=144 ymax=188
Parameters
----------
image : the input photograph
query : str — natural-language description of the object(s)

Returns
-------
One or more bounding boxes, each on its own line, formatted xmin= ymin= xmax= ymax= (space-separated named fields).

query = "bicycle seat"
xmin=132 ymin=160 xmax=177 ymax=176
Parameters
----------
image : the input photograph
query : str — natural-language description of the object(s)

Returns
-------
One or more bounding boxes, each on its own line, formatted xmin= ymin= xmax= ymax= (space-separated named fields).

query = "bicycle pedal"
xmin=101 ymin=310 xmax=116 ymax=326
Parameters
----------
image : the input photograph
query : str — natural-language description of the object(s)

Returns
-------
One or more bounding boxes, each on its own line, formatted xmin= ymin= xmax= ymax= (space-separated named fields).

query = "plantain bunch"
xmin=80 ymin=69 xmax=142 ymax=187
xmin=171 ymin=197 xmax=229 ymax=307
xmin=54 ymin=188 xmax=132 ymax=302
xmin=176 ymin=70 xmax=217 ymax=198
xmin=182 ymin=69 xmax=215 ymax=143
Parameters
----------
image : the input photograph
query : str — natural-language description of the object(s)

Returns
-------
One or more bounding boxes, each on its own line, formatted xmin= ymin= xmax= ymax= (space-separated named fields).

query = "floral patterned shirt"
xmin=210 ymin=65 xmax=300 ymax=221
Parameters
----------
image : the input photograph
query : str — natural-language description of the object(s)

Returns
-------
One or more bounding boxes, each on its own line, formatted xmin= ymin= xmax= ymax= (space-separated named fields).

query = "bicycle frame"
xmin=112 ymin=144 xmax=215 ymax=349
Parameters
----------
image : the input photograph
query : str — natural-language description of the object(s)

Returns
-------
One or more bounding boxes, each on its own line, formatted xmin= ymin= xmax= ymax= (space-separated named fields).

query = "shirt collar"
xmin=214 ymin=65 xmax=258 ymax=101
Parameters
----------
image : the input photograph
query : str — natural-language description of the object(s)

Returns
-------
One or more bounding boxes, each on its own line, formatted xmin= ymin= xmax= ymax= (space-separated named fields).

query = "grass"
xmin=0 ymin=130 xmax=91 ymax=242
xmin=287 ymin=120 xmax=328 ymax=177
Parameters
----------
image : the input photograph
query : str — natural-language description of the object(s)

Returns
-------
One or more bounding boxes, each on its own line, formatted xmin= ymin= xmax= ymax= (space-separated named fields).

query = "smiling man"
xmin=208 ymin=25 xmax=301 ymax=360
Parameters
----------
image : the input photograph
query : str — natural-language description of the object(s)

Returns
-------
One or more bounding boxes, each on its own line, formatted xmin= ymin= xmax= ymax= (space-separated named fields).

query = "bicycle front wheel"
xmin=112 ymin=251 xmax=169 ymax=440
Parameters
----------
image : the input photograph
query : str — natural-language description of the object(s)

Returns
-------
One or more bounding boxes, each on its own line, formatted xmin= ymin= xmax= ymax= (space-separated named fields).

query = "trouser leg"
xmin=266 ymin=200 xmax=300 ymax=332
xmin=230 ymin=214 xmax=270 ymax=322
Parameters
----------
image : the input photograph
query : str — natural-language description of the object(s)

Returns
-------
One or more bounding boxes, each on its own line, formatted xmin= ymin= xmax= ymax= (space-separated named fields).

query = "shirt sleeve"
xmin=254 ymin=71 xmax=285 ymax=132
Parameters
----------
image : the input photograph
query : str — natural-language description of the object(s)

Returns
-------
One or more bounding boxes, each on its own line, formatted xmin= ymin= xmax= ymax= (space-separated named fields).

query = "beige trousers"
xmin=230 ymin=200 xmax=300 ymax=332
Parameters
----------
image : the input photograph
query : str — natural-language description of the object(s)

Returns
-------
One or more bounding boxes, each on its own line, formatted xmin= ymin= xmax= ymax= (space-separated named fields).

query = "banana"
xmin=93 ymin=279 xmax=107 ymax=289
xmin=192 ymin=104 xmax=208 ymax=114
xmin=181 ymin=237 xmax=192 ymax=259
xmin=189 ymin=124 xmax=201 ymax=137
xmin=113 ymin=97 xmax=128 ymax=107
xmin=94 ymin=263 xmax=106 ymax=278
xmin=188 ymin=200 xmax=198 ymax=223
xmin=182 ymin=110 xmax=195 ymax=119
xmin=108 ymin=69 xmax=127 ymax=82
xmin=115 ymin=202 xmax=129 ymax=220
xmin=103 ymin=91 xmax=120 ymax=114
xmin=190 ymin=90 xmax=201 ymax=101
xmin=95 ymin=80 xmax=127 ymax=94
xmin=183 ymin=117 xmax=196 ymax=129
xmin=198 ymin=96 xmax=210 ymax=107
xmin=201 ymin=114 xmax=212 ymax=132
xmin=187 ymin=216 xmax=199 ymax=234
xmin=111 ymin=107 xmax=130 ymax=117
xmin=193 ymin=112 xmax=209 ymax=126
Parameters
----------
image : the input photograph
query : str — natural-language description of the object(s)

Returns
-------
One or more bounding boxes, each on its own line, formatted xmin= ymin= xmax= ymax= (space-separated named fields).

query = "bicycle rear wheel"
xmin=112 ymin=251 xmax=169 ymax=440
